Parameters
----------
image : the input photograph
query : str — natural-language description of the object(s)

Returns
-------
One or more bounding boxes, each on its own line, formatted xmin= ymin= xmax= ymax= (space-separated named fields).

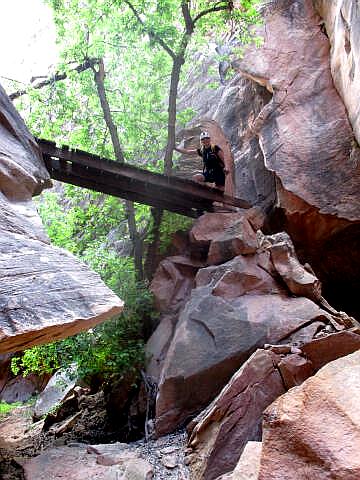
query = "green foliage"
xmin=158 ymin=211 xmax=193 ymax=254
xmin=0 ymin=401 xmax=22 ymax=417
xmin=11 ymin=273 xmax=150 ymax=383
xmin=14 ymin=189 xmax=153 ymax=382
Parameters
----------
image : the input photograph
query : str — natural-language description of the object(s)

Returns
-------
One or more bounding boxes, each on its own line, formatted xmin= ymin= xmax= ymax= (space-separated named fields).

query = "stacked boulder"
xmin=147 ymin=209 xmax=359 ymax=442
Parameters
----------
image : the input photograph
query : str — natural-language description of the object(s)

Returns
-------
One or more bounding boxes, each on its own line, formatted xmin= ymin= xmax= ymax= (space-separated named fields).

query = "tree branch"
xmin=9 ymin=58 xmax=100 ymax=100
xmin=123 ymin=0 xmax=176 ymax=59
xmin=193 ymin=2 xmax=230 ymax=25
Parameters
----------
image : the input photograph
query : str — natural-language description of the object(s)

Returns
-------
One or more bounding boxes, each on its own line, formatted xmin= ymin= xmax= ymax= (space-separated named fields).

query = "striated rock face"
xmin=314 ymin=0 xmax=360 ymax=145
xmin=187 ymin=350 xmax=284 ymax=480
xmin=259 ymin=349 xmax=360 ymax=480
xmin=239 ymin=0 xmax=360 ymax=221
xmin=0 ymin=84 xmax=123 ymax=353
xmin=236 ymin=0 xmax=360 ymax=313
xmin=149 ymin=211 xmax=355 ymax=437
xmin=177 ymin=0 xmax=360 ymax=316
xmin=186 ymin=330 xmax=360 ymax=479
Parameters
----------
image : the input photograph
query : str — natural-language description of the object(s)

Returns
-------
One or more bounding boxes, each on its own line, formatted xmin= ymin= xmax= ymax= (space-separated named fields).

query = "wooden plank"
xmin=45 ymin=158 xmax=201 ymax=218
xmin=45 ymin=157 xmax=214 ymax=213
xmin=68 ymin=161 xmax=214 ymax=211
xmin=37 ymin=138 xmax=252 ymax=209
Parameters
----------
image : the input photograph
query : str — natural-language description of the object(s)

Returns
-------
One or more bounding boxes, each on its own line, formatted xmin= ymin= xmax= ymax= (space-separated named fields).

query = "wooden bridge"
xmin=38 ymin=139 xmax=251 ymax=218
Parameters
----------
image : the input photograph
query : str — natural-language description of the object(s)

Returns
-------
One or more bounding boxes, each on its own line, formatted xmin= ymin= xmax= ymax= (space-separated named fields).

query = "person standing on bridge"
xmin=175 ymin=131 xmax=229 ymax=191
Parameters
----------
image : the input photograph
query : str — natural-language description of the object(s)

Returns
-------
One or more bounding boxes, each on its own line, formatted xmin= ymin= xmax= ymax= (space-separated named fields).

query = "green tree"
xmin=9 ymin=0 xmax=261 ymax=383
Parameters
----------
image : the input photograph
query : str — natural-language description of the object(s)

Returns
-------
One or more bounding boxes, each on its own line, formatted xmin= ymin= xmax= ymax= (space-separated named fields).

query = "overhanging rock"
xmin=0 ymin=83 xmax=123 ymax=354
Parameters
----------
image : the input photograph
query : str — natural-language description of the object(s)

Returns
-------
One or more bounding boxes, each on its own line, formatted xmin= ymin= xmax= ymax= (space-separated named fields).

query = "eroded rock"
xmin=215 ymin=441 xmax=262 ymax=480
xmin=187 ymin=350 xmax=284 ymax=480
xmin=151 ymin=213 xmax=349 ymax=437
xmin=259 ymin=349 xmax=360 ymax=479
xmin=22 ymin=445 xmax=154 ymax=480
xmin=314 ymin=0 xmax=360 ymax=144
xmin=154 ymin=288 xmax=328 ymax=436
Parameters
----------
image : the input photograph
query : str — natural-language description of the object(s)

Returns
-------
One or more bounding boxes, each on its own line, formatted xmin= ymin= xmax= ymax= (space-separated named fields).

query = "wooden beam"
xmin=45 ymin=157 xmax=201 ymax=218
xmin=37 ymin=138 xmax=252 ymax=210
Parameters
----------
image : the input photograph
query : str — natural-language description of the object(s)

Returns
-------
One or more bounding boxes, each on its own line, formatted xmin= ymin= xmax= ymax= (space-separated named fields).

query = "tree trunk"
xmin=125 ymin=199 xmax=144 ymax=281
xmin=164 ymin=56 xmax=184 ymax=175
xmin=93 ymin=59 xmax=144 ymax=281
xmin=144 ymin=207 xmax=163 ymax=281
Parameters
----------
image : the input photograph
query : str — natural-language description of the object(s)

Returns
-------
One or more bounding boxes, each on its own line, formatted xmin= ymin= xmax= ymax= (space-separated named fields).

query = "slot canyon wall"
xmin=148 ymin=0 xmax=360 ymax=478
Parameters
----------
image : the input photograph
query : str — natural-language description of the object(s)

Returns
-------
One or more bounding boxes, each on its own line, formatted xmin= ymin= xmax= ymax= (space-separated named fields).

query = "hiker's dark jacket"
xmin=197 ymin=145 xmax=225 ymax=186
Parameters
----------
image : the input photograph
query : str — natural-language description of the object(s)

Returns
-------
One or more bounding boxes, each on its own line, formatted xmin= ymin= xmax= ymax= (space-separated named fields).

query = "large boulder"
xmin=186 ymin=329 xmax=360 ymax=479
xmin=187 ymin=350 xmax=284 ymax=480
xmin=150 ymin=211 xmax=358 ymax=436
xmin=147 ymin=255 xmax=205 ymax=381
xmin=0 ymin=84 xmax=123 ymax=353
xmin=154 ymin=261 xmax=332 ymax=435
xmin=259 ymin=349 xmax=360 ymax=479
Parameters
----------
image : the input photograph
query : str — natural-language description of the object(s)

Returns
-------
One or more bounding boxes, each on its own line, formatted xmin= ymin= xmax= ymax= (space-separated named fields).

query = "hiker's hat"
xmin=200 ymin=131 xmax=210 ymax=140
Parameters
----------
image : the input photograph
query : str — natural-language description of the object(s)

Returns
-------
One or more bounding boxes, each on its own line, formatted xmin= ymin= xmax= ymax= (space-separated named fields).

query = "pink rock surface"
xmin=23 ymin=445 xmax=154 ymax=480
xmin=301 ymin=330 xmax=360 ymax=370
xmin=155 ymin=289 xmax=328 ymax=436
xmin=207 ymin=216 xmax=258 ymax=265
xmin=150 ymin=256 xmax=204 ymax=312
xmin=239 ymin=0 xmax=360 ymax=222
xmin=188 ymin=350 xmax=284 ymax=480
xmin=259 ymin=349 xmax=360 ymax=479
xmin=220 ymin=441 xmax=262 ymax=480
xmin=277 ymin=354 xmax=314 ymax=390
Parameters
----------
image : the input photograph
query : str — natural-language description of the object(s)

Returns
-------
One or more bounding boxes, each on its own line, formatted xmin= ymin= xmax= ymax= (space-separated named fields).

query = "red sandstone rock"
xmin=187 ymin=350 xmax=284 ymax=480
xmin=209 ymin=254 xmax=284 ymax=299
xmin=154 ymin=287 xmax=329 ymax=436
xmin=216 ymin=441 xmax=262 ymax=480
xmin=301 ymin=330 xmax=360 ymax=370
xmin=259 ymin=349 xmax=360 ymax=480
xmin=190 ymin=212 xmax=248 ymax=246
xmin=207 ymin=216 xmax=258 ymax=265
xmin=277 ymin=354 xmax=314 ymax=390
xmin=269 ymin=236 xmax=321 ymax=301
xmin=239 ymin=0 xmax=360 ymax=222
xmin=150 ymin=256 xmax=204 ymax=312
xmin=314 ymin=0 xmax=360 ymax=145
xmin=237 ymin=0 xmax=360 ymax=305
